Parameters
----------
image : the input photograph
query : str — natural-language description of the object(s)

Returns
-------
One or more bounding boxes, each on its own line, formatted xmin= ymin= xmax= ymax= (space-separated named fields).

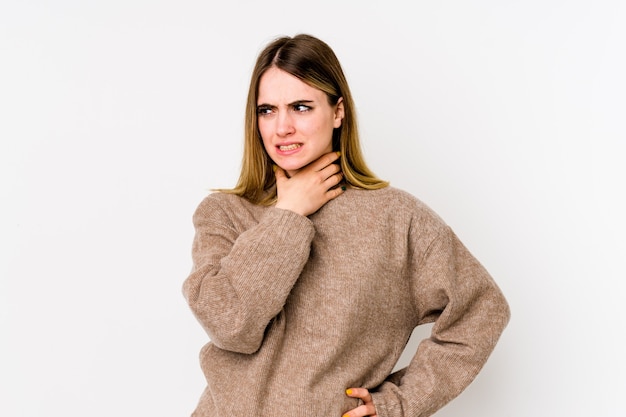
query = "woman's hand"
xmin=274 ymin=151 xmax=344 ymax=216
xmin=343 ymin=388 xmax=378 ymax=417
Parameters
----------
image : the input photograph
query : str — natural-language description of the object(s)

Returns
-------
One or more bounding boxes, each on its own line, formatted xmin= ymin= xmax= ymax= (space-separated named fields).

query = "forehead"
xmin=257 ymin=67 xmax=325 ymax=104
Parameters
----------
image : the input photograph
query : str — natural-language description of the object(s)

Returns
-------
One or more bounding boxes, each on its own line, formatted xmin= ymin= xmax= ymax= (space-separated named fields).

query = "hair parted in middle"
xmin=223 ymin=33 xmax=388 ymax=205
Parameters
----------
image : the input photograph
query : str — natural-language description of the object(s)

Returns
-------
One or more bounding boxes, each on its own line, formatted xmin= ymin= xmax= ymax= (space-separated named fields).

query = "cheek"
xmin=302 ymin=118 xmax=328 ymax=137
xmin=311 ymin=119 xmax=335 ymax=144
xmin=257 ymin=121 xmax=267 ymax=138
xmin=261 ymin=137 xmax=273 ymax=155
xmin=257 ymin=123 xmax=271 ymax=148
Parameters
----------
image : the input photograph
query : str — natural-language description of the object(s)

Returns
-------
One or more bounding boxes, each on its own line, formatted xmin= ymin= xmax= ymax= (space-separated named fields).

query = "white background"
xmin=1 ymin=1 xmax=624 ymax=416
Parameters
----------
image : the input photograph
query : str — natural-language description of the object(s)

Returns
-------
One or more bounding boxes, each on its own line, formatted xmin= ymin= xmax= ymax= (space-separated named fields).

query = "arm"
xmin=183 ymin=152 xmax=343 ymax=354
xmin=369 ymin=226 xmax=510 ymax=417
xmin=182 ymin=195 xmax=315 ymax=354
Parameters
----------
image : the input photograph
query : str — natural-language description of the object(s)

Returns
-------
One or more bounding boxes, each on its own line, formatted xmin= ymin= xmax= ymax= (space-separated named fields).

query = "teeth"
xmin=279 ymin=144 xmax=301 ymax=151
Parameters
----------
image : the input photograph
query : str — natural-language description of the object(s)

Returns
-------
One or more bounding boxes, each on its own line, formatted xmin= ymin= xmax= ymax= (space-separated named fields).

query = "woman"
xmin=183 ymin=34 xmax=510 ymax=417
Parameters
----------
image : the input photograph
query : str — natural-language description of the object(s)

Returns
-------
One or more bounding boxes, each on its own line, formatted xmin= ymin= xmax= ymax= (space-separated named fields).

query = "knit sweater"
xmin=183 ymin=186 xmax=510 ymax=417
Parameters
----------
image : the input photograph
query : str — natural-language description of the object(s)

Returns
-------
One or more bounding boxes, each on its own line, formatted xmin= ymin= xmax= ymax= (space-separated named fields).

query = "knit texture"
xmin=183 ymin=186 xmax=510 ymax=417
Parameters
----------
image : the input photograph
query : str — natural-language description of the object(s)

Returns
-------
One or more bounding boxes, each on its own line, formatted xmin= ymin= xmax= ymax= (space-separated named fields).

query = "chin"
xmin=280 ymin=164 xmax=306 ymax=175
xmin=275 ymin=158 xmax=309 ymax=173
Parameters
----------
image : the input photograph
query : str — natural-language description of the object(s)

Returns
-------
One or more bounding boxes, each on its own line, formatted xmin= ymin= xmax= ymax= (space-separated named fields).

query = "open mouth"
xmin=278 ymin=144 xmax=302 ymax=151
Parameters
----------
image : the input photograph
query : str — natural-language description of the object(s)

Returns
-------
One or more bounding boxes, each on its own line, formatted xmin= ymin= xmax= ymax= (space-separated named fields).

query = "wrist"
xmin=275 ymin=202 xmax=307 ymax=217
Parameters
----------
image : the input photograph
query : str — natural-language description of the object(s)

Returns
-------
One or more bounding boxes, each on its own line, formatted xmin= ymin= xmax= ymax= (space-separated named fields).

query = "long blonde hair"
xmin=222 ymin=34 xmax=388 ymax=205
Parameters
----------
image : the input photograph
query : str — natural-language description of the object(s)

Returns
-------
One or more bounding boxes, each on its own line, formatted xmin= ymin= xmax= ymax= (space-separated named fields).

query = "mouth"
xmin=278 ymin=143 xmax=302 ymax=152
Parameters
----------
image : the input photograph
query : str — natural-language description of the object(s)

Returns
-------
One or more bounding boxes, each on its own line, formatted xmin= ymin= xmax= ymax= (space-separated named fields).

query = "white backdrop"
xmin=1 ymin=1 xmax=624 ymax=416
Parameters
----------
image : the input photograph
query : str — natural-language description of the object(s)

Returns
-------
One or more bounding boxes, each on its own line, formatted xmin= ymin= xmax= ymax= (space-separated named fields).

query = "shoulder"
xmin=192 ymin=192 xmax=260 ymax=224
xmin=347 ymin=186 xmax=444 ymax=222
xmin=350 ymin=187 xmax=451 ymax=243
xmin=195 ymin=191 xmax=239 ymax=213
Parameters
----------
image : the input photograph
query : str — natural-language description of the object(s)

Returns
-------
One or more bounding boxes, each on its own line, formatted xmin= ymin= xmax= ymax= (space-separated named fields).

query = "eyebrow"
xmin=257 ymin=99 xmax=316 ymax=107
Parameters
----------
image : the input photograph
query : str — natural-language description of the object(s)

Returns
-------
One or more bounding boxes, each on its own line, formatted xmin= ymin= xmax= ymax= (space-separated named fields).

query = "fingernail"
xmin=336 ymin=151 xmax=342 ymax=157
xmin=345 ymin=388 xmax=353 ymax=395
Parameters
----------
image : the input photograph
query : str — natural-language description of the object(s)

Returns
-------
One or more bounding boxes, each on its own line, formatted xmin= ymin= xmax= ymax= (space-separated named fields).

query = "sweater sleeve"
xmin=182 ymin=195 xmax=315 ymax=354
xmin=370 ymin=225 xmax=510 ymax=417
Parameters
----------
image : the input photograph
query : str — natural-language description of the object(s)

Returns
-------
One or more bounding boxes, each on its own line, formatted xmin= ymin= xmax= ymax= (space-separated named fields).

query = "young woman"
xmin=183 ymin=34 xmax=510 ymax=417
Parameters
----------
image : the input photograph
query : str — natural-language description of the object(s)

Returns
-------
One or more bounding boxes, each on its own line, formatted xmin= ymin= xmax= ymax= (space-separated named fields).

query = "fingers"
xmin=274 ymin=151 xmax=340 ymax=181
xmin=308 ymin=151 xmax=341 ymax=172
xmin=287 ymin=152 xmax=343 ymax=191
xmin=273 ymin=165 xmax=287 ymax=181
xmin=272 ymin=151 xmax=345 ymax=217
xmin=313 ymin=154 xmax=342 ymax=188
xmin=346 ymin=387 xmax=373 ymax=403
xmin=343 ymin=388 xmax=378 ymax=417
xmin=322 ymin=166 xmax=343 ymax=190
xmin=342 ymin=404 xmax=376 ymax=417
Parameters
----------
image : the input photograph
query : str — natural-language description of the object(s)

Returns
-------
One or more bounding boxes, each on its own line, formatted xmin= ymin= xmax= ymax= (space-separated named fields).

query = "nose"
xmin=276 ymin=111 xmax=295 ymax=137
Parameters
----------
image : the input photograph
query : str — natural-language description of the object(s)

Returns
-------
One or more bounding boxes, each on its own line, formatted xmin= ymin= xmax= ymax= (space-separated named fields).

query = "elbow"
xmin=501 ymin=297 xmax=511 ymax=327
xmin=188 ymin=301 xmax=264 ymax=355
xmin=493 ymin=286 xmax=511 ymax=329
xmin=182 ymin=272 xmax=267 ymax=355
xmin=209 ymin=326 xmax=263 ymax=355
xmin=484 ymin=286 xmax=511 ymax=339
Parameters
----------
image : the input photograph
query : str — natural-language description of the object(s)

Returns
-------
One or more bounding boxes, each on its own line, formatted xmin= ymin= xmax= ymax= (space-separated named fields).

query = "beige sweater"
xmin=183 ymin=186 xmax=510 ymax=417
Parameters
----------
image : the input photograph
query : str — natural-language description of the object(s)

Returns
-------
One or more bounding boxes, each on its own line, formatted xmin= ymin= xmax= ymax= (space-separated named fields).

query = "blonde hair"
xmin=221 ymin=34 xmax=388 ymax=204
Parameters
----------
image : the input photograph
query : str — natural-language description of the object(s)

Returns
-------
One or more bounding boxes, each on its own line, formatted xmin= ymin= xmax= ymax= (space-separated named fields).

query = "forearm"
xmin=183 ymin=206 xmax=315 ymax=354
xmin=370 ymin=228 xmax=510 ymax=417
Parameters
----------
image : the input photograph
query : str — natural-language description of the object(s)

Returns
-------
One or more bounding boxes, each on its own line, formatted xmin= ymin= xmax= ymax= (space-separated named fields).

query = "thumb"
xmin=274 ymin=165 xmax=287 ymax=182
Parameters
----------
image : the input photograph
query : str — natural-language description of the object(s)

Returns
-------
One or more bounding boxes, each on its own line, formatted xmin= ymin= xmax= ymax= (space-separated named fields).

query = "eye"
xmin=257 ymin=106 xmax=273 ymax=116
xmin=293 ymin=103 xmax=312 ymax=112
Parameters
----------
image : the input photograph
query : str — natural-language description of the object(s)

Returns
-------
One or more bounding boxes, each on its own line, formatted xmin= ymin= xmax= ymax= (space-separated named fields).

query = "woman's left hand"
xmin=343 ymin=388 xmax=379 ymax=417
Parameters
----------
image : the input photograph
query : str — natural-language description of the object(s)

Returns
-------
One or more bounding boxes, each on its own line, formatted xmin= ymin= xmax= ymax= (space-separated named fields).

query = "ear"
xmin=333 ymin=97 xmax=345 ymax=128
